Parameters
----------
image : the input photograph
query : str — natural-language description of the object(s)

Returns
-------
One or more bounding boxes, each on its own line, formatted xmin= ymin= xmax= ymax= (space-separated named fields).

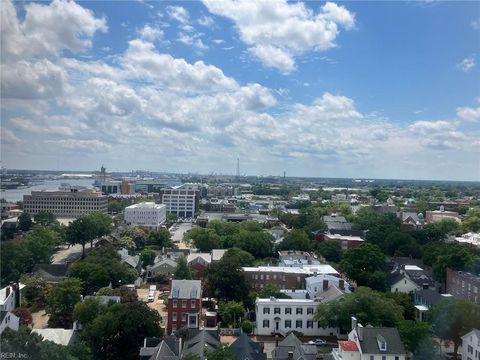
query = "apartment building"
xmin=447 ymin=268 xmax=480 ymax=304
xmin=124 ymin=202 xmax=166 ymax=228
xmin=23 ymin=190 xmax=108 ymax=218
xmin=167 ymin=280 xmax=202 ymax=334
xmin=161 ymin=184 xmax=199 ymax=218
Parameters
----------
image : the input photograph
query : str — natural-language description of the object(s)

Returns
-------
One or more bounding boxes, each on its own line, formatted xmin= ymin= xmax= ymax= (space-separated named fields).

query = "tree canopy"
xmin=174 ymin=256 xmax=193 ymax=280
xmin=45 ymin=277 xmax=82 ymax=328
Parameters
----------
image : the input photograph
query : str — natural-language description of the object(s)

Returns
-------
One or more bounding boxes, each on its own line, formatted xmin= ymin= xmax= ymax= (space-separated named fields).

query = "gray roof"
xmin=32 ymin=264 xmax=69 ymax=283
xmin=84 ymin=295 xmax=121 ymax=305
xmin=169 ymin=280 xmax=202 ymax=300
xmin=139 ymin=336 xmax=180 ymax=360
xmin=323 ymin=216 xmax=353 ymax=231
xmin=357 ymin=327 xmax=406 ymax=355
xmin=415 ymin=289 xmax=444 ymax=307
xmin=272 ymin=333 xmax=316 ymax=360
xmin=314 ymin=284 xmax=347 ymax=303
xmin=182 ymin=330 xmax=220 ymax=360
xmin=229 ymin=333 xmax=266 ymax=360
xmin=149 ymin=258 xmax=177 ymax=271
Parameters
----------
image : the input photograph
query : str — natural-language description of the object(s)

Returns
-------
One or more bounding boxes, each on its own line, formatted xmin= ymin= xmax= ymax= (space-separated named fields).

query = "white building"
xmin=23 ymin=190 xmax=108 ymax=218
xmin=0 ymin=284 xmax=23 ymax=312
xmin=462 ymin=329 xmax=480 ymax=360
xmin=0 ymin=311 xmax=19 ymax=334
xmin=332 ymin=318 xmax=406 ymax=360
xmin=161 ymin=184 xmax=199 ymax=218
xmin=255 ymin=298 xmax=339 ymax=337
xmin=124 ymin=202 xmax=166 ymax=228
xmin=306 ymin=274 xmax=350 ymax=299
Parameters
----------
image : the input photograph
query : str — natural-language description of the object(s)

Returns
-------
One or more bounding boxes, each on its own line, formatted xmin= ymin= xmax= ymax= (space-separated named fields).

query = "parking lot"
xmin=169 ymin=222 xmax=194 ymax=248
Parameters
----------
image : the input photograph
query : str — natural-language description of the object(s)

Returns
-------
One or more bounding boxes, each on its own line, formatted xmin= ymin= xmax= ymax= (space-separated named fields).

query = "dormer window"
xmin=377 ymin=334 xmax=387 ymax=351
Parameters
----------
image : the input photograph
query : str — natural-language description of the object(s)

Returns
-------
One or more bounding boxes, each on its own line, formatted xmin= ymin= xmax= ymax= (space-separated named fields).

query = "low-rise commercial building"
xmin=23 ymin=190 xmax=107 ymax=218
xmin=124 ymin=202 xmax=166 ymax=228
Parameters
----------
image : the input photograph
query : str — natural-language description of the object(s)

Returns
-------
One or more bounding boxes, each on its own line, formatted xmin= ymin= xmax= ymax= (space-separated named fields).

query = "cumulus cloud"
xmin=457 ymin=57 xmax=476 ymax=72
xmin=457 ymin=106 xmax=480 ymax=122
xmin=177 ymin=33 xmax=208 ymax=50
xmin=1 ymin=0 xmax=106 ymax=61
xmin=202 ymin=0 xmax=354 ymax=73
xmin=138 ymin=24 xmax=164 ymax=42
xmin=166 ymin=6 xmax=189 ymax=24
xmin=409 ymin=120 xmax=469 ymax=150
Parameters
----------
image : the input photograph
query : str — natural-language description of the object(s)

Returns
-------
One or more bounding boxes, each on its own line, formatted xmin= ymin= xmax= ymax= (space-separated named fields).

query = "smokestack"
xmin=339 ymin=279 xmax=345 ymax=291
xmin=323 ymin=280 xmax=329 ymax=291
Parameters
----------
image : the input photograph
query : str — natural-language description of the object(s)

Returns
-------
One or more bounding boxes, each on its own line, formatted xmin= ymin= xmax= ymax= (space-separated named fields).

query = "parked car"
xmin=308 ymin=339 xmax=326 ymax=346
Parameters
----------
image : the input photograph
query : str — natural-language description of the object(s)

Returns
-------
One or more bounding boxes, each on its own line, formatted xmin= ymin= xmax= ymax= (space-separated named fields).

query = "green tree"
xmin=1 ymin=328 xmax=92 ymax=360
xmin=340 ymin=243 xmax=386 ymax=290
xmin=13 ymin=307 xmax=33 ymax=326
xmin=140 ymin=247 xmax=156 ymax=268
xmin=18 ymin=212 xmax=33 ymax=231
xmin=66 ymin=213 xmax=112 ymax=258
xmin=73 ymin=297 xmax=106 ymax=327
xmin=122 ymin=227 xmax=147 ymax=248
xmin=34 ymin=211 xmax=57 ymax=226
xmin=316 ymin=240 xmax=342 ymax=262
xmin=19 ymin=273 xmax=48 ymax=307
xmin=241 ymin=320 xmax=255 ymax=334
xmin=186 ymin=227 xmax=222 ymax=252
xmin=277 ymin=229 xmax=312 ymax=252
xmin=232 ymin=230 xmax=274 ymax=258
xmin=118 ymin=236 xmax=137 ymax=251
xmin=398 ymin=319 xmax=431 ymax=353
xmin=205 ymin=256 xmax=248 ymax=302
xmin=258 ymin=283 xmax=291 ymax=299
xmin=315 ymin=287 xmax=404 ymax=334
xmin=428 ymin=299 xmax=480 ymax=358
xmin=219 ymin=301 xmax=245 ymax=327
xmin=45 ymin=277 xmax=82 ymax=328
xmin=223 ymin=247 xmax=255 ymax=266
xmin=82 ymin=301 xmax=162 ymax=360
xmin=174 ymin=256 xmax=193 ymax=280
xmin=147 ymin=228 xmax=173 ymax=249
xmin=205 ymin=345 xmax=237 ymax=360
xmin=112 ymin=285 xmax=138 ymax=302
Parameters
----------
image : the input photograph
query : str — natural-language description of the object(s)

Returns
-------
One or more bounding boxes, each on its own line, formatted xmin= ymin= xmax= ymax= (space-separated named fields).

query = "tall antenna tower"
xmin=236 ymin=158 xmax=240 ymax=178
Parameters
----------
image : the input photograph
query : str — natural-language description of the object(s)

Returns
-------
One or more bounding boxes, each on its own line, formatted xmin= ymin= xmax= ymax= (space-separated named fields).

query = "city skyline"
xmin=1 ymin=0 xmax=479 ymax=181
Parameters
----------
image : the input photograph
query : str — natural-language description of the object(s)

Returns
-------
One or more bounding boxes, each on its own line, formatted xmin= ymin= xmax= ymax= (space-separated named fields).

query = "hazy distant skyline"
xmin=1 ymin=1 xmax=479 ymax=181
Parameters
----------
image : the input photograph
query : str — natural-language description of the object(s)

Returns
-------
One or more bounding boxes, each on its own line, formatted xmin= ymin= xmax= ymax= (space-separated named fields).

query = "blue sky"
xmin=1 ymin=0 xmax=479 ymax=180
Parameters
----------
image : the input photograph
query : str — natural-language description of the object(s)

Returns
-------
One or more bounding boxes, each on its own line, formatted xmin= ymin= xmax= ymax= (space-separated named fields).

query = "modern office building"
xmin=124 ymin=202 xmax=166 ymax=228
xmin=23 ymin=190 xmax=108 ymax=218
xmin=167 ymin=280 xmax=202 ymax=334
xmin=161 ymin=184 xmax=199 ymax=218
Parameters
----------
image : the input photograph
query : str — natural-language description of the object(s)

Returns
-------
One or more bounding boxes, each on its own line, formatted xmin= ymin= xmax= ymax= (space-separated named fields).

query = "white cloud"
xmin=166 ymin=6 xmax=189 ymax=24
xmin=138 ymin=24 xmax=164 ymax=42
xmin=472 ymin=17 xmax=480 ymax=30
xmin=198 ymin=15 xmax=215 ymax=28
xmin=177 ymin=33 xmax=208 ymax=50
xmin=1 ymin=128 xmax=21 ymax=144
xmin=408 ymin=120 xmax=469 ymax=150
xmin=457 ymin=57 xmax=476 ymax=72
xmin=121 ymin=39 xmax=234 ymax=92
xmin=1 ymin=0 xmax=106 ymax=61
xmin=457 ymin=106 xmax=480 ymax=122
xmin=202 ymin=0 xmax=355 ymax=73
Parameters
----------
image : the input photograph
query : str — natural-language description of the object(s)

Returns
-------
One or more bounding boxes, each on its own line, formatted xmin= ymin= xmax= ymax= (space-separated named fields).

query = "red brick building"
xmin=167 ymin=280 xmax=202 ymax=334
xmin=446 ymin=268 xmax=479 ymax=304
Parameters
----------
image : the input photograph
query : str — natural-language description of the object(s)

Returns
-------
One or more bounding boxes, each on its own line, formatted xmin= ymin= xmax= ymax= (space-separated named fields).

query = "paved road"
xmin=52 ymin=242 xmax=95 ymax=264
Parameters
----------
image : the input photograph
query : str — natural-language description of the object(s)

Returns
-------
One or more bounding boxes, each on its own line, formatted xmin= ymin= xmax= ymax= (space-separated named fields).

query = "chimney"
xmin=288 ymin=351 xmax=294 ymax=360
xmin=339 ymin=279 xmax=345 ymax=290
xmin=5 ymin=286 xmax=10 ymax=299
xmin=351 ymin=316 xmax=358 ymax=331
xmin=275 ymin=334 xmax=279 ymax=347
xmin=307 ymin=255 xmax=312 ymax=265
xmin=323 ymin=280 xmax=329 ymax=291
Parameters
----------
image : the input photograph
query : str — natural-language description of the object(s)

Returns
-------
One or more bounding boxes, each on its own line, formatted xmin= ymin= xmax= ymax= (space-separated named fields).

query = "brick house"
xmin=167 ymin=280 xmax=202 ymax=334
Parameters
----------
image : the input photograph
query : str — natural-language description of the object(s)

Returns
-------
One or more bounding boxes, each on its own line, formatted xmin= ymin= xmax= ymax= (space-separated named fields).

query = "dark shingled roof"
xmin=182 ymin=330 xmax=220 ymax=360
xmin=32 ymin=264 xmax=69 ymax=283
xmin=272 ymin=333 xmax=317 ymax=360
xmin=415 ymin=289 xmax=444 ymax=307
xmin=357 ymin=327 xmax=406 ymax=355
xmin=230 ymin=333 xmax=266 ymax=360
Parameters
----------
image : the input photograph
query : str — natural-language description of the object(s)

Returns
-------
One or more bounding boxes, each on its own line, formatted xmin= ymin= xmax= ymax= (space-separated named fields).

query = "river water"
xmin=1 ymin=179 xmax=95 ymax=203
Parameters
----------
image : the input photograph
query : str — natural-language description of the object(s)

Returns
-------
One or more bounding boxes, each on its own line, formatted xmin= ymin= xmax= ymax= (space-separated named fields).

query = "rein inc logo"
xmin=0 ymin=353 xmax=28 ymax=359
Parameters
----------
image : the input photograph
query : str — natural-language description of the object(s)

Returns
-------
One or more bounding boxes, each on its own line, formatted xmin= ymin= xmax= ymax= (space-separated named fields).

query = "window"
xmin=382 ymin=357 xmax=386 ymax=360
xmin=296 ymin=308 xmax=303 ymax=315
xmin=182 ymin=300 xmax=187 ymax=308
xmin=173 ymin=299 xmax=177 ymax=308
xmin=266 ymin=275 xmax=270 ymax=280
xmin=285 ymin=307 xmax=292 ymax=314
xmin=296 ymin=320 xmax=302 ymax=328
xmin=285 ymin=320 xmax=291 ymax=328
xmin=172 ymin=313 xmax=177 ymax=321
xmin=274 ymin=307 xmax=281 ymax=314
xmin=307 ymin=320 xmax=313 ymax=328
xmin=307 ymin=307 xmax=314 ymax=315
xmin=263 ymin=320 xmax=270 ymax=328
xmin=191 ymin=300 xmax=196 ymax=308
xmin=370 ymin=356 xmax=374 ymax=360
xmin=182 ymin=313 xmax=187 ymax=321
xmin=263 ymin=307 xmax=270 ymax=314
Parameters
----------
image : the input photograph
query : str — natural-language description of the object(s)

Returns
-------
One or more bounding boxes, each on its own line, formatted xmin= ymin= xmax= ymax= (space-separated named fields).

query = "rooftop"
xmin=169 ymin=280 xmax=202 ymax=300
